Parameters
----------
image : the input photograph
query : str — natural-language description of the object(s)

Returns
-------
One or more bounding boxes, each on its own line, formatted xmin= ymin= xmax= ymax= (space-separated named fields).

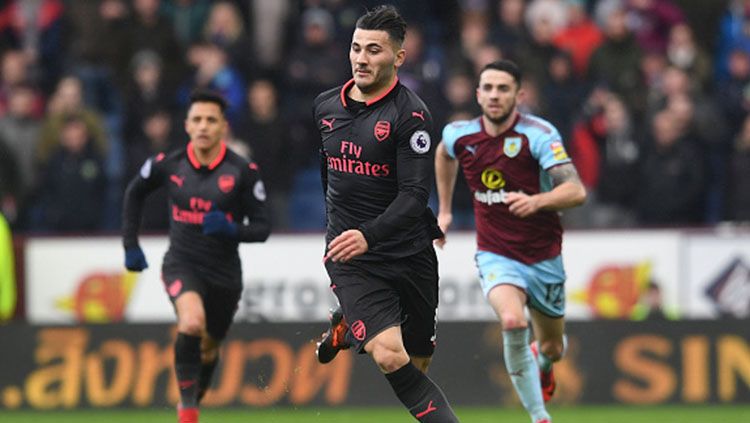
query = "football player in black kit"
xmin=122 ymin=90 xmax=270 ymax=423
xmin=313 ymin=5 xmax=460 ymax=422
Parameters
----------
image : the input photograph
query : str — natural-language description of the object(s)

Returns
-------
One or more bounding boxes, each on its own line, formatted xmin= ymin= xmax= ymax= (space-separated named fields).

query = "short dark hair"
xmin=355 ymin=4 xmax=407 ymax=45
xmin=480 ymin=60 xmax=523 ymax=87
xmin=189 ymin=89 xmax=227 ymax=114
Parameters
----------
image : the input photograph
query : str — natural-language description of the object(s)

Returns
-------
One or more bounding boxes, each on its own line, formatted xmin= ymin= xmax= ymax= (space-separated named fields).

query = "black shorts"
xmin=162 ymin=253 xmax=242 ymax=341
xmin=324 ymin=246 xmax=439 ymax=357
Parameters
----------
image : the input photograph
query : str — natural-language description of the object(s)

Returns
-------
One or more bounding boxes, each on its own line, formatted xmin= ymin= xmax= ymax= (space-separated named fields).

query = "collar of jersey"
xmin=480 ymin=113 xmax=521 ymax=138
xmin=340 ymin=76 xmax=399 ymax=108
xmin=186 ymin=140 xmax=227 ymax=170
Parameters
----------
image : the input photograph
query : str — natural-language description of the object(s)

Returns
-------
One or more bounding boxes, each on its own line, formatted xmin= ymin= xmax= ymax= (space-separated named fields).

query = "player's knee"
xmin=499 ymin=312 xmax=527 ymax=331
xmin=540 ymin=339 xmax=564 ymax=362
xmin=371 ymin=343 xmax=410 ymax=373
xmin=411 ymin=356 xmax=432 ymax=373
xmin=201 ymin=342 xmax=219 ymax=362
xmin=177 ymin=315 xmax=205 ymax=336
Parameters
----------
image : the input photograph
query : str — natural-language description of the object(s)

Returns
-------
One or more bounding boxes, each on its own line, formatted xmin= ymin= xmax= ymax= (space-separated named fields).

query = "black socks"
xmin=197 ymin=357 xmax=219 ymax=403
xmin=385 ymin=362 xmax=460 ymax=422
xmin=175 ymin=333 xmax=202 ymax=408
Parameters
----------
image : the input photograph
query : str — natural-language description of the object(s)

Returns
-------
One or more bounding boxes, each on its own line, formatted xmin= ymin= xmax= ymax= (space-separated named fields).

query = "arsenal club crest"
xmin=374 ymin=120 xmax=391 ymax=142
xmin=351 ymin=320 xmax=367 ymax=341
xmin=218 ymin=174 xmax=235 ymax=193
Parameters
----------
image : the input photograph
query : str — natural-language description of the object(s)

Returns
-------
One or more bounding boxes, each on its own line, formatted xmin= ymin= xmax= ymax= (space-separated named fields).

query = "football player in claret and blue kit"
xmin=435 ymin=60 xmax=587 ymax=423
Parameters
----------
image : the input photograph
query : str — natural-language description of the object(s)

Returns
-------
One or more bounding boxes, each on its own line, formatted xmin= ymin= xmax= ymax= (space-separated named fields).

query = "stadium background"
xmin=0 ymin=0 xmax=749 ymax=421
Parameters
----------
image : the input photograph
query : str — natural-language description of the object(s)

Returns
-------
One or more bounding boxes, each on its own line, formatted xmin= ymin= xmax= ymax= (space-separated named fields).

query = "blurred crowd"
xmin=0 ymin=0 xmax=748 ymax=234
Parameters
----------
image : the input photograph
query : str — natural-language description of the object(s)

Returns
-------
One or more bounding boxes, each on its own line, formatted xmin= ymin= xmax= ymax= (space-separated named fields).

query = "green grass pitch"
xmin=1 ymin=405 xmax=748 ymax=423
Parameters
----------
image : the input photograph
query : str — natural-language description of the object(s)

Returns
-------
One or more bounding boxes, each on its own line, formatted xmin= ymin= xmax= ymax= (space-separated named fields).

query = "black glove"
xmin=124 ymin=246 xmax=148 ymax=271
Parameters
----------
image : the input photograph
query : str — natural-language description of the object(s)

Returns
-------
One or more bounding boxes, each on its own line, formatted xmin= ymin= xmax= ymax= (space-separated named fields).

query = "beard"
xmin=484 ymin=100 xmax=516 ymax=126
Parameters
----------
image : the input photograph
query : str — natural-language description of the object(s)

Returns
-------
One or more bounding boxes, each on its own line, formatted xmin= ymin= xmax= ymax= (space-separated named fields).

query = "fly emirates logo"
xmin=327 ymin=140 xmax=390 ymax=177
xmin=172 ymin=197 xmax=232 ymax=224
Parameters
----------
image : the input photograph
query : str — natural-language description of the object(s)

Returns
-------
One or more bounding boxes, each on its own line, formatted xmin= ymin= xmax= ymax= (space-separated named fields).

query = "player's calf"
xmin=530 ymin=341 xmax=557 ymax=403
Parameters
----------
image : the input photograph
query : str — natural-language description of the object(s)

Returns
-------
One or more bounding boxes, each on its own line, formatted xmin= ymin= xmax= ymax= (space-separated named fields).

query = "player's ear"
xmin=516 ymin=86 xmax=526 ymax=104
xmin=394 ymin=47 xmax=406 ymax=68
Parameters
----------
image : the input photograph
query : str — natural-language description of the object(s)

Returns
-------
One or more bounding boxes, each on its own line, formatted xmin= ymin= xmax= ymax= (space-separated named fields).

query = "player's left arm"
xmin=505 ymin=125 xmax=587 ymax=218
xmin=506 ymin=163 xmax=587 ymax=218
xmin=357 ymin=107 xmax=433 ymax=247
xmin=236 ymin=164 xmax=271 ymax=242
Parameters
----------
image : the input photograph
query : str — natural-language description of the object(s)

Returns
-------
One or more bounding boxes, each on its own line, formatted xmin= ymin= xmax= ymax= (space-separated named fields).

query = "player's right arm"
xmin=434 ymin=141 xmax=459 ymax=248
xmin=121 ymin=154 xmax=167 ymax=271
xmin=434 ymin=122 xmax=464 ymax=248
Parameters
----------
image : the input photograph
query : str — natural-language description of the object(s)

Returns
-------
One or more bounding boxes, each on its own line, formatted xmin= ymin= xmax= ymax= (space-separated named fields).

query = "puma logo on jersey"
xmin=321 ymin=118 xmax=336 ymax=131
xmin=465 ymin=145 xmax=477 ymax=155
xmin=412 ymin=110 xmax=425 ymax=121
xmin=170 ymin=174 xmax=184 ymax=187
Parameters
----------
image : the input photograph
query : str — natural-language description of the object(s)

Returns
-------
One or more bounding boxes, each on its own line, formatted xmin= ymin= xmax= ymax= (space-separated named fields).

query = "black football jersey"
xmin=313 ymin=78 xmax=441 ymax=261
xmin=123 ymin=142 xmax=270 ymax=277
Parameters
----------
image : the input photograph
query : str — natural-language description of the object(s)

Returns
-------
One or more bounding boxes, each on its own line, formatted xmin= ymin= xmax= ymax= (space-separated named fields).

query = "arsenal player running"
xmin=122 ymin=90 xmax=270 ymax=423
xmin=435 ymin=60 xmax=586 ymax=423
xmin=312 ymin=5 xmax=459 ymax=423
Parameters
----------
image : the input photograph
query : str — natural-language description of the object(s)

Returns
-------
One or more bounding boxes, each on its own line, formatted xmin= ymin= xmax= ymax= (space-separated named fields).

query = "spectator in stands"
xmin=124 ymin=108 xmax=177 ymax=232
xmin=65 ymin=0 xmax=130 ymax=117
xmin=665 ymin=23 xmax=712 ymax=92
xmin=553 ymin=0 xmax=604 ymax=78
xmin=650 ymin=66 xmax=728 ymax=145
xmin=440 ymin=71 xmax=481 ymax=129
xmin=716 ymin=49 xmax=750 ymax=137
xmin=726 ymin=115 xmax=750 ymax=221
xmin=123 ymin=49 xmax=175 ymax=142
xmin=0 ymin=0 xmax=66 ymax=93
xmin=489 ymin=0 xmax=530 ymax=60
xmin=0 ymin=83 xmax=43 ymax=227
xmin=520 ymin=0 xmax=568 ymax=87
xmin=36 ymin=76 xmax=108 ymax=169
xmin=30 ymin=113 xmax=107 ymax=232
xmin=640 ymin=48 xmax=669 ymax=96
xmin=248 ymin=0 xmax=292 ymax=73
xmin=202 ymin=1 xmax=257 ymax=80
xmin=0 ymin=50 xmax=44 ymax=118
xmin=398 ymin=25 xmax=444 ymax=102
xmin=589 ymin=0 xmax=645 ymax=117
xmin=568 ymin=91 xmax=640 ymax=228
xmin=236 ymin=79 xmax=293 ymax=231
xmin=178 ymin=41 xmax=246 ymax=128
xmin=284 ymin=7 xmax=347 ymax=116
xmin=540 ymin=50 xmax=588 ymax=142
xmin=470 ymin=43 xmax=505 ymax=77
xmin=715 ymin=0 xmax=750 ymax=80
xmin=625 ymin=0 xmax=685 ymax=54
xmin=456 ymin=11 xmax=492 ymax=71
xmin=632 ymin=280 xmax=674 ymax=320
xmin=283 ymin=6 xmax=347 ymax=166
xmin=160 ymin=0 xmax=211 ymax=48
xmin=636 ymin=110 xmax=706 ymax=225
xmin=127 ymin=0 xmax=186 ymax=89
